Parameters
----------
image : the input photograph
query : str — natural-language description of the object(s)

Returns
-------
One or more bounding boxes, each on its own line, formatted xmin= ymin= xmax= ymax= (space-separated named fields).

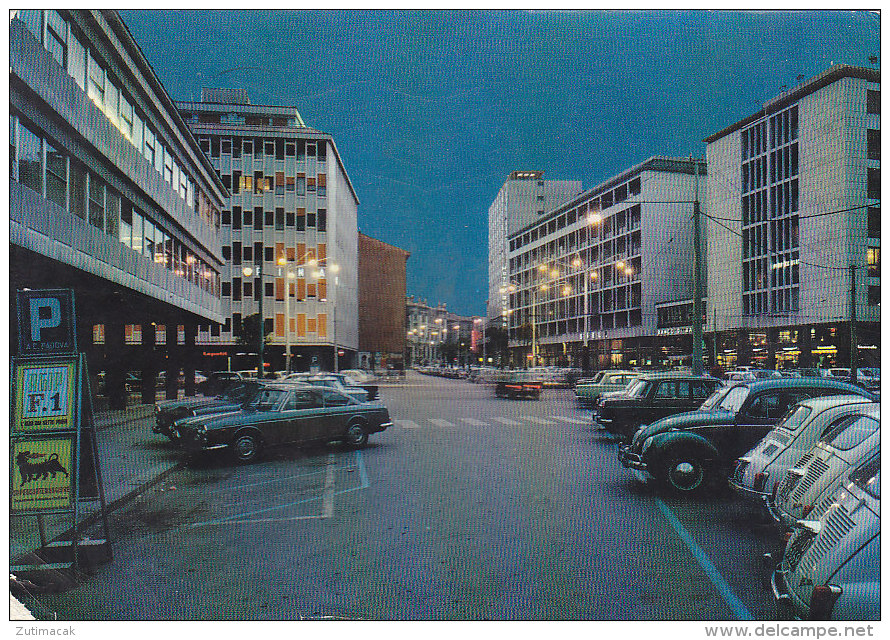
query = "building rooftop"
xmin=704 ymin=64 xmax=880 ymax=144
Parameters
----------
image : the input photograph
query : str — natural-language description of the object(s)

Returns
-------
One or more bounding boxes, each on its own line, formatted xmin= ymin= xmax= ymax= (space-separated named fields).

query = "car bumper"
xmin=770 ymin=569 xmax=804 ymax=620
xmin=618 ymin=444 xmax=649 ymax=472
xmin=728 ymin=477 xmax=771 ymax=501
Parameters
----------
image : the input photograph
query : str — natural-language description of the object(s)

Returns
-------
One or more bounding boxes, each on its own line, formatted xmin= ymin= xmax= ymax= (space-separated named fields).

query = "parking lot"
xmin=23 ymin=373 xmax=792 ymax=620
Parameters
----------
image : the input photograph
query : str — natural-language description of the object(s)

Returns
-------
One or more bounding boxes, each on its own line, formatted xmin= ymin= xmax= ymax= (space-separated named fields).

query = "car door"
xmin=648 ymin=380 xmax=687 ymax=423
xmin=320 ymin=389 xmax=356 ymax=439
xmin=690 ymin=379 xmax=719 ymax=410
xmin=730 ymin=390 xmax=810 ymax=458
xmin=276 ymin=389 xmax=326 ymax=444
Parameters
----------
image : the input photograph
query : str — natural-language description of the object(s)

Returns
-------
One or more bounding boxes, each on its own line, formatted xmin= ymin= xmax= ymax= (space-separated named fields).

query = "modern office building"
xmin=10 ymin=10 xmax=228 ymax=407
xmin=357 ymin=233 xmax=410 ymax=370
xmin=505 ymin=157 xmax=707 ymax=369
xmin=704 ymin=64 xmax=880 ymax=369
xmin=487 ymin=171 xmax=582 ymax=323
xmin=176 ymin=90 xmax=360 ymax=373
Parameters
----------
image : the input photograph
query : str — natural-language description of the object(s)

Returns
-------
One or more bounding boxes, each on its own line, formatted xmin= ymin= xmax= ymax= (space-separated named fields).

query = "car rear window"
xmin=849 ymin=456 xmax=880 ymax=499
xmin=821 ymin=415 xmax=879 ymax=450
xmin=627 ymin=380 xmax=650 ymax=397
xmin=719 ymin=386 xmax=750 ymax=413
xmin=775 ymin=405 xmax=812 ymax=431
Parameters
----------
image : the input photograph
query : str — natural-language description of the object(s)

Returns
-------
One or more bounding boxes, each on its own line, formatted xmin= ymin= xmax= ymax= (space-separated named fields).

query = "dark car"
xmin=153 ymin=379 xmax=264 ymax=439
xmin=594 ymin=373 xmax=723 ymax=440
xmin=172 ymin=383 xmax=393 ymax=462
xmin=492 ymin=370 xmax=543 ymax=399
xmin=618 ymin=378 xmax=875 ymax=494
xmin=197 ymin=371 xmax=245 ymax=396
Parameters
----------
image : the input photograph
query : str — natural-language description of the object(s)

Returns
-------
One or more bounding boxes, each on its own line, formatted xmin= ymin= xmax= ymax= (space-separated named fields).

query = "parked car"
xmin=173 ymin=383 xmax=393 ymax=462
xmin=574 ymin=370 xmax=639 ymax=408
xmin=340 ymin=369 xmax=377 ymax=385
xmin=197 ymin=371 xmax=244 ymax=396
xmin=593 ymin=373 xmax=723 ymax=440
xmin=284 ymin=372 xmax=371 ymax=402
xmin=618 ymin=378 xmax=875 ymax=493
xmin=154 ymin=379 xmax=265 ymax=439
xmin=771 ymin=455 xmax=880 ymax=620
xmin=729 ymin=394 xmax=874 ymax=506
xmin=492 ymin=370 xmax=543 ymax=399
xmin=772 ymin=404 xmax=880 ymax=526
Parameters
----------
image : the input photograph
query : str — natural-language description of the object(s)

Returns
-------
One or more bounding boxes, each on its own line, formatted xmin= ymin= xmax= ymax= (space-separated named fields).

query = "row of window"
xmin=225 ymin=312 xmax=329 ymax=338
xmin=223 ymin=207 xmax=328 ymax=232
xmin=509 ymin=180 xmax=642 ymax=250
xmin=199 ymin=136 xmax=327 ymax=162
xmin=222 ymin=277 xmax=328 ymax=302
xmin=218 ymin=172 xmax=327 ymax=198
xmin=222 ymin=242 xmax=326 ymax=267
xmin=11 ymin=115 xmax=220 ymax=296
xmin=16 ymin=10 xmax=219 ymax=229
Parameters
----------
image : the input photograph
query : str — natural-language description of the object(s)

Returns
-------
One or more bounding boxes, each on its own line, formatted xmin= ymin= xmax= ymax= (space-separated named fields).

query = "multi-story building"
xmin=406 ymin=299 xmax=478 ymax=366
xmin=175 ymin=90 xmax=360 ymax=373
xmin=10 ymin=10 xmax=227 ymax=407
xmin=357 ymin=233 xmax=410 ymax=370
xmin=487 ymin=171 xmax=582 ymax=324
xmin=704 ymin=64 xmax=880 ymax=369
xmin=506 ymin=157 xmax=707 ymax=369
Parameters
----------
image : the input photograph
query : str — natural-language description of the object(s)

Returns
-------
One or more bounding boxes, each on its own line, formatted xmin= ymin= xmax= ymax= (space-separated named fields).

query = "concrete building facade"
xmin=175 ymin=90 xmax=360 ymax=373
xmin=10 ymin=10 xmax=227 ymax=407
xmin=704 ymin=65 xmax=880 ymax=369
xmin=487 ymin=171 xmax=582 ymax=323
xmin=506 ymin=157 xmax=707 ymax=369
xmin=357 ymin=233 xmax=410 ymax=370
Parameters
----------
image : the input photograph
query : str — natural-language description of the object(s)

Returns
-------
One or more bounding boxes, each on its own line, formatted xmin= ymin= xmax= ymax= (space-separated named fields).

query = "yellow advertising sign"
xmin=14 ymin=361 xmax=77 ymax=432
xmin=11 ymin=438 xmax=75 ymax=512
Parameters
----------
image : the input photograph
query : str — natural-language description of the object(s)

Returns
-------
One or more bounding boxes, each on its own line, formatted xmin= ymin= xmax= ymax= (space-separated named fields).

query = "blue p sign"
xmin=30 ymin=297 xmax=62 ymax=342
xmin=16 ymin=289 xmax=77 ymax=355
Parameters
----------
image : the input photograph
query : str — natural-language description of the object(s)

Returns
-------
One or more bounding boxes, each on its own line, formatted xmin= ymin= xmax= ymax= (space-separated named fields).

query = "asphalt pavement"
xmin=13 ymin=371 xmax=783 ymax=621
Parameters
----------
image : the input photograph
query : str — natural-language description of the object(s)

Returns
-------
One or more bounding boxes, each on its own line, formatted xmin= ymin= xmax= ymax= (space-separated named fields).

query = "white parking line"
xmin=492 ymin=417 xmax=521 ymax=426
xmin=395 ymin=419 xmax=421 ymax=430
xmin=552 ymin=416 xmax=589 ymax=425
xmin=460 ymin=418 xmax=488 ymax=427
xmin=430 ymin=419 xmax=457 ymax=428
xmin=321 ymin=453 xmax=336 ymax=518
xmin=655 ymin=498 xmax=754 ymax=620
xmin=522 ymin=416 xmax=556 ymax=425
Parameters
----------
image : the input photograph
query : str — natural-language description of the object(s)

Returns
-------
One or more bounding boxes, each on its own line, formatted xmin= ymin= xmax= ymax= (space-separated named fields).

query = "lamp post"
xmin=242 ymin=263 xmax=266 ymax=378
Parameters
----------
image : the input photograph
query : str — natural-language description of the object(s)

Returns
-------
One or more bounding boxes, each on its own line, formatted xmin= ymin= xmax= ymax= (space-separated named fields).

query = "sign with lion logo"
xmin=13 ymin=360 xmax=77 ymax=433
xmin=11 ymin=438 xmax=74 ymax=512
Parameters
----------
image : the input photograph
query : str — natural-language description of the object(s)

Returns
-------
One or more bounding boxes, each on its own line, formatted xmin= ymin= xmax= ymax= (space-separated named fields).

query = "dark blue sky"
xmin=120 ymin=9 xmax=879 ymax=316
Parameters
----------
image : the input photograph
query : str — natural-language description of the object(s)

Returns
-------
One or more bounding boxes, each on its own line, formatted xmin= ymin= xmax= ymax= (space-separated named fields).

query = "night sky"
xmin=119 ymin=9 xmax=879 ymax=317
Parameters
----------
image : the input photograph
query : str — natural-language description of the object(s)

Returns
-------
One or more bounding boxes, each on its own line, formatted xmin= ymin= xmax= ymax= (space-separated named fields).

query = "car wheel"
xmin=663 ymin=456 xmax=707 ymax=493
xmin=345 ymin=422 xmax=369 ymax=448
xmin=232 ymin=432 xmax=261 ymax=463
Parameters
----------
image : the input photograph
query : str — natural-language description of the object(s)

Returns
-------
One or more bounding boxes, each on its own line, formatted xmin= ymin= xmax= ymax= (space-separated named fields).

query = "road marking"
xmin=522 ymin=416 xmax=556 ymax=425
xmin=395 ymin=419 xmax=421 ymax=430
xmin=492 ymin=417 xmax=521 ymax=426
xmin=430 ymin=418 xmax=457 ymax=428
xmin=655 ymin=498 xmax=754 ymax=620
xmin=552 ymin=416 xmax=589 ymax=425
xmin=460 ymin=418 xmax=488 ymax=427
xmin=321 ymin=453 xmax=336 ymax=518
xmin=189 ymin=451 xmax=370 ymax=528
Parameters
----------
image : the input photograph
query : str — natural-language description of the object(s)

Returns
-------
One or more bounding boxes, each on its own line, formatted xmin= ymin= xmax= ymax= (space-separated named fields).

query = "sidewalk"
xmin=10 ymin=394 xmax=183 ymax=565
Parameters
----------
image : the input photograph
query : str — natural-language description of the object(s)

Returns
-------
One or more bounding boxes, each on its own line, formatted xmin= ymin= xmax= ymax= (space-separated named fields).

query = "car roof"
xmin=729 ymin=378 xmax=873 ymax=394
xmin=795 ymin=394 xmax=875 ymax=412
xmin=638 ymin=372 xmax=719 ymax=381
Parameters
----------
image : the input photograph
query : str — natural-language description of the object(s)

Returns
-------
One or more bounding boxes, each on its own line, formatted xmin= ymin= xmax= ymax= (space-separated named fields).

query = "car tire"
xmin=662 ymin=455 xmax=708 ymax=493
xmin=232 ymin=432 xmax=261 ymax=463
xmin=344 ymin=422 xmax=369 ymax=448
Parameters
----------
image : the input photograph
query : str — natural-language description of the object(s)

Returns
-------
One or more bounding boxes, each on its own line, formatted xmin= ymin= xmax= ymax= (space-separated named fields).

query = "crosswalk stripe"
xmin=522 ymin=416 xmax=557 ymax=425
xmin=552 ymin=416 xmax=589 ymax=425
xmin=492 ymin=417 xmax=521 ymax=426
xmin=395 ymin=419 xmax=421 ymax=430
xmin=430 ymin=419 xmax=457 ymax=428
xmin=460 ymin=418 xmax=488 ymax=427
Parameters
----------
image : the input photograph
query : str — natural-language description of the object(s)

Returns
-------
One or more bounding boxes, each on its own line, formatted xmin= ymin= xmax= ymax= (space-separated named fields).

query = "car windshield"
xmin=717 ymin=386 xmax=751 ymax=413
xmin=775 ymin=405 xmax=812 ymax=432
xmin=626 ymin=380 xmax=650 ymax=398
xmin=699 ymin=385 xmax=732 ymax=411
xmin=821 ymin=415 xmax=879 ymax=450
xmin=245 ymin=387 xmax=287 ymax=411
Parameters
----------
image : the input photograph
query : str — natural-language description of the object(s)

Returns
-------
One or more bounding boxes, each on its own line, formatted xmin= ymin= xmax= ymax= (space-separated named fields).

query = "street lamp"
xmin=241 ymin=263 xmax=266 ymax=378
